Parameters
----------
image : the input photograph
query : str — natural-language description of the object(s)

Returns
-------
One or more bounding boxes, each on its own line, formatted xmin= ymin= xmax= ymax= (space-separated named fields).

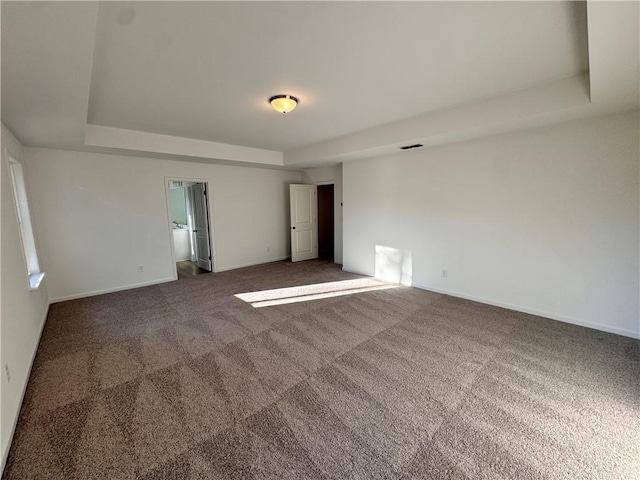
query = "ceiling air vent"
xmin=399 ymin=143 xmax=424 ymax=150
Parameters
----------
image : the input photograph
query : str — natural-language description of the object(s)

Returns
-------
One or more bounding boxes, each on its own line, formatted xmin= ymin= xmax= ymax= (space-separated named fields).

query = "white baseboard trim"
xmin=215 ymin=256 xmax=290 ymax=273
xmin=341 ymin=266 xmax=372 ymax=276
xmin=340 ymin=267 xmax=639 ymax=339
xmin=50 ymin=277 xmax=176 ymax=303
xmin=1 ymin=302 xmax=50 ymax=474
xmin=412 ymin=282 xmax=640 ymax=340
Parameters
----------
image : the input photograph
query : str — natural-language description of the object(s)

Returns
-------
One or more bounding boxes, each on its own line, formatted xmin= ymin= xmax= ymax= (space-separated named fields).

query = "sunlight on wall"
xmin=235 ymin=278 xmax=398 ymax=308
xmin=374 ymin=245 xmax=412 ymax=286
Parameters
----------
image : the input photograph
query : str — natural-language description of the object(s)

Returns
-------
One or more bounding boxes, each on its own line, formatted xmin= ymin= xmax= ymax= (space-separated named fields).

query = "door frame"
xmin=311 ymin=181 xmax=337 ymax=263
xmin=164 ymin=176 xmax=217 ymax=279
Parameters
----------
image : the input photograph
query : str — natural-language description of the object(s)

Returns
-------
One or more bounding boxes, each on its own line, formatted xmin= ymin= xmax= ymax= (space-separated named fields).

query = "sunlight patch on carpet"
xmin=235 ymin=278 xmax=398 ymax=308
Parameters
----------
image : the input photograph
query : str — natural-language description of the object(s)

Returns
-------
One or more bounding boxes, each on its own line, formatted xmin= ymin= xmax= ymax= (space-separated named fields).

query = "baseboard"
xmin=412 ymin=282 xmax=640 ymax=340
xmin=341 ymin=266 xmax=372 ymax=276
xmin=340 ymin=267 xmax=639 ymax=339
xmin=50 ymin=277 xmax=176 ymax=303
xmin=215 ymin=256 xmax=290 ymax=273
xmin=1 ymin=302 xmax=50 ymax=474
xmin=50 ymin=259 xmax=296 ymax=301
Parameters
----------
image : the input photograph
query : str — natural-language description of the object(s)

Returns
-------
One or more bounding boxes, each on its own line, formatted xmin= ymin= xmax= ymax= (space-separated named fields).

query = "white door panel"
xmin=295 ymin=230 xmax=313 ymax=254
xmin=193 ymin=183 xmax=212 ymax=271
xmin=294 ymin=190 xmax=312 ymax=223
xmin=290 ymin=184 xmax=318 ymax=262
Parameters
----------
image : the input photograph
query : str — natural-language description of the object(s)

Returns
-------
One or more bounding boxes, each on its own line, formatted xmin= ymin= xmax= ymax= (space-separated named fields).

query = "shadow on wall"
xmin=375 ymin=245 xmax=412 ymax=286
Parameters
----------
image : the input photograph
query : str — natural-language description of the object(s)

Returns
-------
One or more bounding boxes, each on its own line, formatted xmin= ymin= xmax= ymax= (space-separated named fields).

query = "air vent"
xmin=399 ymin=143 xmax=424 ymax=150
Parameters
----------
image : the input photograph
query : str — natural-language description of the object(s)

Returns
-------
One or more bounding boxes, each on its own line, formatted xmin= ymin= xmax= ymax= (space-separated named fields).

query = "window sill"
xmin=28 ymin=272 xmax=45 ymax=291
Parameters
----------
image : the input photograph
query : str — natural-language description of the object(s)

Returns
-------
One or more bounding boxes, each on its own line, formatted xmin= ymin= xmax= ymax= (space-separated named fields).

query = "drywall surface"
xmin=301 ymin=164 xmax=343 ymax=264
xmin=1 ymin=125 xmax=50 ymax=470
xmin=23 ymin=148 xmax=301 ymax=301
xmin=343 ymin=113 xmax=640 ymax=338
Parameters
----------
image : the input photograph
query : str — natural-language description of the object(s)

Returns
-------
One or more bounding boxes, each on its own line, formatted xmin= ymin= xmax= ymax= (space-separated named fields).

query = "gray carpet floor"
xmin=3 ymin=259 xmax=639 ymax=479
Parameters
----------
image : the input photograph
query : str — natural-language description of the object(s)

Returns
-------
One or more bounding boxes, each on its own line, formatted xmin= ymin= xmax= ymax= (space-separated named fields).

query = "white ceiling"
xmin=1 ymin=1 xmax=638 ymax=168
xmin=87 ymin=1 xmax=588 ymax=151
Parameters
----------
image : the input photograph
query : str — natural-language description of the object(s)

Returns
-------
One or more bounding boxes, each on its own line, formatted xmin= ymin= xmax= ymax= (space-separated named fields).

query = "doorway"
xmin=176 ymin=260 xmax=208 ymax=279
xmin=168 ymin=179 xmax=213 ymax=279
xmin=317 ymin=184 xmax=334 ymax=260
xmin=289 ymin=182 xmax=336 ymax=263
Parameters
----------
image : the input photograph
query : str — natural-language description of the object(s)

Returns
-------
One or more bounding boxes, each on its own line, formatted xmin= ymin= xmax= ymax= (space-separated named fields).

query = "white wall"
xmin=343 ymin=113 xmax=640 ymax=338
xmin=23 ymin=148 xmax=301 ymax=301
xmin=301 ymin=164 xmax=343 ymax=264
xmin=1 ymin=125 xmax=50 ymax=469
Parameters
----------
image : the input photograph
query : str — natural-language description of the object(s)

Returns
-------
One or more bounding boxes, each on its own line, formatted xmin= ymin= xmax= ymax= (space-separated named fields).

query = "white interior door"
xmin=192 ymin=183 xmax=212 ymax=271
xmin=290 ymin=184 xmax=318 ymax=262
xmin=186 ymin=186 xmax=197 ymax=262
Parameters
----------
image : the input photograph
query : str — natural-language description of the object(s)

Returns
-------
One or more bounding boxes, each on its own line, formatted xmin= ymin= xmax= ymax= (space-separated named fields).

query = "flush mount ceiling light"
xmin=269 ymin=94 xmax=298 ymax=114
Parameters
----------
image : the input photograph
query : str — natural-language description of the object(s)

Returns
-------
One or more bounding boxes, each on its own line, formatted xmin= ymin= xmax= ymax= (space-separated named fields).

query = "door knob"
xmin=292 ymin=226 xmax=296 ymax=229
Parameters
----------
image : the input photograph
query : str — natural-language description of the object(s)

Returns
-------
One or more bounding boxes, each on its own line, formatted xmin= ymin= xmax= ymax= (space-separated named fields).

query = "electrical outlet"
xmin=266 ymin=246 xmax=270 ymax=252
xmin=138 ymin=265 xmax=144 ymax=273
xmin=441 ymin=269 xmax=447 ymax=278
xmin=4 ymin=363 xmax=10 ymax=383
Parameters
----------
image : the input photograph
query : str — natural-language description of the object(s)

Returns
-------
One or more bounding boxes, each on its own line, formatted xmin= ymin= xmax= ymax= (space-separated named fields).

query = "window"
xmin=7 ymin=154 xmax=44 ymax=290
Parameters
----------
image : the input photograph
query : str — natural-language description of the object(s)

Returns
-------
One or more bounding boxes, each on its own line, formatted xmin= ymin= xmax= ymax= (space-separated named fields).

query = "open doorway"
xmin=290 ymin=182 xmax=337 ymax=263
xmin=317 ymin=184 xmax=334 ymax=260
xmin=168 ymin=179 xmax=213 ymax=279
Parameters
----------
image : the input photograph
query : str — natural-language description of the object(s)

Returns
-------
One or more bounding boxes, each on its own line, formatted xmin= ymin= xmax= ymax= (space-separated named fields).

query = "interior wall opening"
xmin=317 ymin=184 xmax=335 ymax=261
xmin=168 ymin=179 xmax=213 ymax=279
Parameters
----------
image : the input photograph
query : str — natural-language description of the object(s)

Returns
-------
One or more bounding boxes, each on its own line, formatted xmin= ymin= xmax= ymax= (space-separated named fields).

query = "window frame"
xmin=6 ymin=151 xmax=45 ymax=290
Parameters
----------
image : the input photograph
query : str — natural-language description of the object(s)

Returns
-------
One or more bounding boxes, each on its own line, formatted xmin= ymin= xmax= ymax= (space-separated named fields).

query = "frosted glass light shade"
xmin=269 ymin=94 xmax=298 ymax=114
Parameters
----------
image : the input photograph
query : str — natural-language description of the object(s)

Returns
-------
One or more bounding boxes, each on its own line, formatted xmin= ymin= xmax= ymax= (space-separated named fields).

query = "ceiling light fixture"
xmin=269 ymin=94 xmax=298 ymax=114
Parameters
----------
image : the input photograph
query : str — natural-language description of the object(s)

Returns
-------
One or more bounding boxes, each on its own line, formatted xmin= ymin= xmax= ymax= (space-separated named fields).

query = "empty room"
xmin=1 ymin=1 xmax=639 ymax=479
